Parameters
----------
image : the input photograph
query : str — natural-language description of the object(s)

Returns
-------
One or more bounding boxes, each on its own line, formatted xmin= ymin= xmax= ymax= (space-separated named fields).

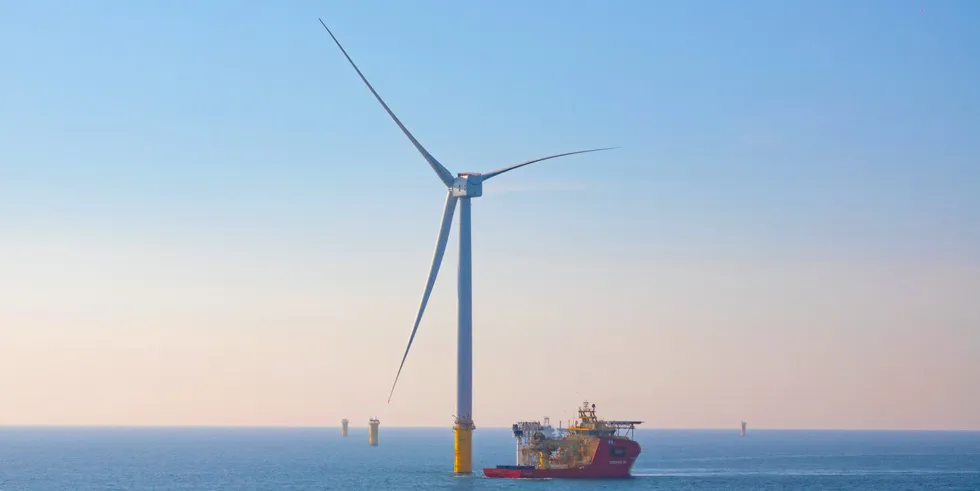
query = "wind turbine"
xmin=318 ymin=18 xmax=616 ymax=474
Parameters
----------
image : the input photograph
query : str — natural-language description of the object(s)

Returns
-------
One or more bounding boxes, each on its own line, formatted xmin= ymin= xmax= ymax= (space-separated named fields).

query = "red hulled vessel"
xmin=483 ymin=401 xmax=642 ymax=479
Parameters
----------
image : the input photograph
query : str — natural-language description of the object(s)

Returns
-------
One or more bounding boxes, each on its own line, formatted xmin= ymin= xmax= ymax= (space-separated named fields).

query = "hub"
xmin=451 ymin=173 xmax=483 ymax=198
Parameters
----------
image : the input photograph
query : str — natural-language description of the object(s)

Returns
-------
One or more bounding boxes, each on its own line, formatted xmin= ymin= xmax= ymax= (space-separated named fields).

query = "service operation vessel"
xmin=483 ymin=401 xmax=642 ymax=479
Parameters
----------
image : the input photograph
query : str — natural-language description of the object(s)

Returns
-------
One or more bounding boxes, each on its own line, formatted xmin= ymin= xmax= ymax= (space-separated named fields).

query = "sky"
xmin=1 ymin=0 xmax=978 ymax=430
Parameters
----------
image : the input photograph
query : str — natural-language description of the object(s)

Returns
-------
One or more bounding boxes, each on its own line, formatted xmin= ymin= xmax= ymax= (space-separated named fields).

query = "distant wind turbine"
xmin=318 ymin=17 xmax=616 ymax=474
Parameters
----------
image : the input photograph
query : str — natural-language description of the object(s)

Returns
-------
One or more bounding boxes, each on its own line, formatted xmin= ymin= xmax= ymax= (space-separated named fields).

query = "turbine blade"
xmin=388 ymin=191 xmax=459 ymax=403
xmin=318 ymin=18 xmax=455 ymax=187
xmin=480 ymin=147 xmax=618 ymax=181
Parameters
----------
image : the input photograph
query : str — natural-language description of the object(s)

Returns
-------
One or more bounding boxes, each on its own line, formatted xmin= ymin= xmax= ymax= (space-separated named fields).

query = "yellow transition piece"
xmin=453 ymin=420 xmax=475 ymax=473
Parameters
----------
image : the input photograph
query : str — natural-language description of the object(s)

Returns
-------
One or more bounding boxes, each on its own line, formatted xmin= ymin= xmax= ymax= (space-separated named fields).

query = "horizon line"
xmin=1 ymin=424 xmax=977 ymax=433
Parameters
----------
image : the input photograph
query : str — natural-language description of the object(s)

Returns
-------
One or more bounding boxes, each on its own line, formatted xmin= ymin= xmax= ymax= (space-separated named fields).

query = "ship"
xmin=483 ymin=401 xmax=642 ymax=479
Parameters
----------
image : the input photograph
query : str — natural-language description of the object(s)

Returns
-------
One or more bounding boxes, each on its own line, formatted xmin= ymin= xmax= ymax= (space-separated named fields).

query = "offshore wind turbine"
xmin=318 ymin=18 xmax=616 ymax=474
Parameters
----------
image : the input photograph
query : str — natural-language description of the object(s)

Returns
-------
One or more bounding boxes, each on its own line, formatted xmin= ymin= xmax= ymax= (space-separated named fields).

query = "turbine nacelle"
xmin=451 ymin=173 xmax=483 ymax=198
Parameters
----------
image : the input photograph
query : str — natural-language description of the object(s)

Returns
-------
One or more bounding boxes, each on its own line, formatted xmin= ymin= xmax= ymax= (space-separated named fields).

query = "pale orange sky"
xmin=3 ymin=236 xmax=978 ymax=430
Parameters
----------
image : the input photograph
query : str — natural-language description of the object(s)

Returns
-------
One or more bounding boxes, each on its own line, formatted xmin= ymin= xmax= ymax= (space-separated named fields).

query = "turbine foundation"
xmin=369 ymin=418 xmax=380 ymax=446
xmin=453 ymin=418 xmax=475 ymax=473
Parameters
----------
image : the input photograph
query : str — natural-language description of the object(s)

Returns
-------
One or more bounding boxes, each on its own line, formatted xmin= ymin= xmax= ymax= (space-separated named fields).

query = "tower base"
xmin=453 ymin=418 xmax=475 ymax=474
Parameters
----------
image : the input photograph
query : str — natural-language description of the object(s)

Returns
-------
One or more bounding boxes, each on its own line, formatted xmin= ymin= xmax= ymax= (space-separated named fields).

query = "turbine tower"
xmin=318 ymin=18 xmax=615 ymax=474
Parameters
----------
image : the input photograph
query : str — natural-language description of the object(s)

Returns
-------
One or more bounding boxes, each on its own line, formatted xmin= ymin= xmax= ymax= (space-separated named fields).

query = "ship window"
xmin=610 ymin=446 xmax=627 ymax=457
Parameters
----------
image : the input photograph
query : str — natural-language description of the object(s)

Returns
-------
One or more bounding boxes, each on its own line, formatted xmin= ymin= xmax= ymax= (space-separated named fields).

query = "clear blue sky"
xmin=2 ymin=0 xmax=977 ymax=253
xmin=1 ymin=1 xmax=978 ymax=428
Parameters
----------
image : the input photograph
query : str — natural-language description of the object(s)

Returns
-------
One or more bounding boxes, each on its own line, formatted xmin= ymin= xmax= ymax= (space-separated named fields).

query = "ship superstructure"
xmin=540 ymin=416 xmax=555 ymax=439
xmin=484 ymin=401 xmax=642 ymax=479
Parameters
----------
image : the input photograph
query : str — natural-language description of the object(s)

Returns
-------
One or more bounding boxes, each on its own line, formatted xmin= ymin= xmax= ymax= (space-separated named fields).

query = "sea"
xmin=1 ymin=427 xmax=978 ymax=490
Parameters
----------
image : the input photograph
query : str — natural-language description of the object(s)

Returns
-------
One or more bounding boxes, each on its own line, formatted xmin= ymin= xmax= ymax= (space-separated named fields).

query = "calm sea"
xmin=1 ymin=427 xmax=977 ymax=490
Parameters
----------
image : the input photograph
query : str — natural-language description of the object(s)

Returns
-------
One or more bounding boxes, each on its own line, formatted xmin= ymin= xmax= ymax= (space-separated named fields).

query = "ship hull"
xmin=484 ymin=439 xmax=640 ymax=479
xmin=483 ymin=466 xmax=634 ymax=479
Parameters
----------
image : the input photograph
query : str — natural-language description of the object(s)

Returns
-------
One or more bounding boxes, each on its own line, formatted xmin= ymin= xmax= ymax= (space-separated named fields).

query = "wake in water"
xmin=632 ymin=468 xmax=980 ymax=477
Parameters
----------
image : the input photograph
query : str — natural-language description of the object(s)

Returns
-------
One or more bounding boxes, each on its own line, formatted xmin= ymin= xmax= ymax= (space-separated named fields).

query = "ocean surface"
xmin=1 ymin=427 xmax=977 ymax=490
